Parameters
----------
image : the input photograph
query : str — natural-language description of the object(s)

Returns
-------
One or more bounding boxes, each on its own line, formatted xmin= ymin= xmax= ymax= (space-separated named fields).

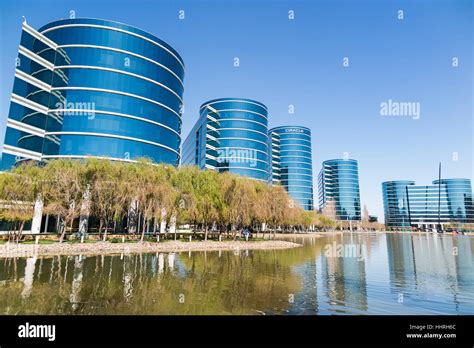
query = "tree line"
xmin=0 ymin=158 xmax=345 ymax=242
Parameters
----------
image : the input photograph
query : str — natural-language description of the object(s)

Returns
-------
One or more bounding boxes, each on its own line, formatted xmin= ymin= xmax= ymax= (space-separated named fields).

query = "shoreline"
xmin=333 ymin=230 xmax=474 ymax=236
xmin=267 ymin=233 xmax=325 ymax=238
xmin=0 ymin=240 xmax=302 ymax=258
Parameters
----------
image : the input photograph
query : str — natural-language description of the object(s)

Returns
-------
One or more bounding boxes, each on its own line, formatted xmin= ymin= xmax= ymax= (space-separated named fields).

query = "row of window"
xmin=42 ymin=25 xmax=184 ymax=80
xmin=2 ymin=19 xmax=185 ymax=170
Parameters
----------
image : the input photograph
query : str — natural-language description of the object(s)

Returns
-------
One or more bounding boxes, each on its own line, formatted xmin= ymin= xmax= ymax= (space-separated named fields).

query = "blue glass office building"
xmin=181 ymin=98 xmax=270 ymax=182
xmin=318 ymin=159 xmax=361 ymax=220
xmin=383 ymin=178 xmax=474 ymax=230
xmin=382 ymin=180 xmax=415 ymax=229
xmin=0 ymin=18 xmax=184 ymax=170
xmin=269 ymin=126 xmax=313 ymax=210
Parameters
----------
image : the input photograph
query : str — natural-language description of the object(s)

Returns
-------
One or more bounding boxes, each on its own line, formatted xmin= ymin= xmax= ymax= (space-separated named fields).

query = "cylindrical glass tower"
xmin=382 ymin=180 xmax=415 ymax=228
xmin=199 ymin=98 xmax=270 ymax=181
xmin=319 ymin=159 xmax=361 ymax=220
xmin=270 ymin=126 xmax=313 ymax=210
xmin=10 ymin=18 xmax=184 ymax=166
xmin=432 ymin=178 xmax=474 ymax=222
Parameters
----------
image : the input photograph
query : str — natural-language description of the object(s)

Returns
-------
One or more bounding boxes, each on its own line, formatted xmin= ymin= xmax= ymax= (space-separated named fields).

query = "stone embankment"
xmin=0 ymin=240 xmax=302 ymax=258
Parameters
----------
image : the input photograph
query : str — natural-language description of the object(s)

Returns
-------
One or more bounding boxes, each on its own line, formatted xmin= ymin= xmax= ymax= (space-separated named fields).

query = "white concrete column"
xmin=21 ymin=256 xmax=37 ymax=299
xmin=30 ymin=196 xmax=43 ymax=234
xmin=70 ymin=255 xmax=84 ymax=310
xmin=78 ymin=187 xmax=91 ymax=237
xmin=168 ymin=253 xmax=175 ymax=269
xmin=169 ymin=214 xmax=176 ymax=235
xmin=43 ymin=214 xmax=50 ymax=233
xmin=158 ymin=253 xmax=164 ymax=274
xmin=159 ymin=208 xmax=167 ymax=234
xmin=128 ymin=199 xmax=139 ymax=234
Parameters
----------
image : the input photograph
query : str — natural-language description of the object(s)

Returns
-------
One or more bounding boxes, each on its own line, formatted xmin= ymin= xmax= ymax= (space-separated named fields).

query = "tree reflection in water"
xmin=0 ymin=234 xmax=472 ymax=315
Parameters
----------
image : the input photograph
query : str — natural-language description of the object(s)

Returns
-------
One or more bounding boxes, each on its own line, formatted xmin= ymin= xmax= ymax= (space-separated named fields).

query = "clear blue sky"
xmin=0 ymin=0 xmax=472 ymax=221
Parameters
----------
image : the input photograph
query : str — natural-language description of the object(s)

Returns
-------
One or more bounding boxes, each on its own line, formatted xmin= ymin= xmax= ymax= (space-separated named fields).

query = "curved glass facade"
xmin=318 ymin=159 xmax=361 ymax=220
xmin=182 ymin=98 xmax=270 ymax=182
xmin=382 ymin=181 xmax=415 ymax=229
xmin=383 ymin=178 xmax=474 ymax=230
xmin=270 ymin=126 xmax=313 ymax=210
xmin=1 ymin=18 xmax=183 ymax=170
xmin=433 ymin=179 xmax=474 ymax=221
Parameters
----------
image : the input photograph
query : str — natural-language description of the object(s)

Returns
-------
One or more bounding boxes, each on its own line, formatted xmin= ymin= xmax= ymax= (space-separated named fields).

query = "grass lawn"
xmin=68 ymin=239 xmax=96 ymax=244
xmin=0 ymin=236 xmax=270 ymax=245
xmin=20 ymin=239 xmax=56 ymax=245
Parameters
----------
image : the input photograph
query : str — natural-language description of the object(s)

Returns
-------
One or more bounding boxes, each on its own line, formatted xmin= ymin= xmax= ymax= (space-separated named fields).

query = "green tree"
xmin=0 ymin=163 xmax=41 ymax=241
xmin=41 ymin=159 xmax=87 ymax=242
xmin=194 ymin=170 xmax=223 ymax=241
xmin=86 ymin=159 xmax=128 ymax=241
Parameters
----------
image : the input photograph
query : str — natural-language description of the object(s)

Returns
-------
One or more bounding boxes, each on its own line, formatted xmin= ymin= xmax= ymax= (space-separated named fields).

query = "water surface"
xmin=0 ymin=233 xmax=472 ymax=315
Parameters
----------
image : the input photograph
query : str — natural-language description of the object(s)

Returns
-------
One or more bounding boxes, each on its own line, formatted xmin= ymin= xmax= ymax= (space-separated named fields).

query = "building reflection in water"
xmin=386 ymin=233 xmax=474 ymax=313
xmin=21 ymin=256 xmax=37 ymax=299
xmin=70 ymin=255 xmax=84 ymax=310
xmin=0 ymin=234 xmax=472 ymax=315
xmin=318 ymin=233 xmax=368 ymax=314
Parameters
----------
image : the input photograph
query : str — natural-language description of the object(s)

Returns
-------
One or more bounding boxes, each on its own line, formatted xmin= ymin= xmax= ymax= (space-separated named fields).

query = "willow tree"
xmin=295 ymin=210 xmax=315 ymax=232
xmin=41 ymin=159 xmax=87 ymax=242
xmin=173 ymin=166 xmax=200 ymax=232
xmin=251 ymin=181 xmax=271 ymax=233
xmin=1 ymin=158 xmax=328 ymax=242
xmin=193 ymin=170 xmax=223 ymax=241
xmin=316 ymin=214 xmax=336 ymax=231
xmin=125 ymin=159 xmax=158 ymax=242
xmin=150 ymin=164 xmax=176 ymax=238
xmin=0 ymin=163 xmax=41 ymax=242
xmin=216 ymin=172 xmax=233 ymax=235
xmin=221 ymin=176 xmax=257 ymax=239
xmin=86 ymin=159 xmax=128 ymax=241
xmin=266 ymin=185 xmax=288 ymax=234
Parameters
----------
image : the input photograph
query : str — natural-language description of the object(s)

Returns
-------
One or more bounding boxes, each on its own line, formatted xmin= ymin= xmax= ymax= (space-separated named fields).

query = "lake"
xmin=0 ymin=232 xmax=473 ymax=315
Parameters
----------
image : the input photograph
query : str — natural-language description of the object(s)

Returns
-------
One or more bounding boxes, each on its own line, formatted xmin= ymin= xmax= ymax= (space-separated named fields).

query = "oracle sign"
xmin=285 ymin=128 xmax=305 ymax=133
